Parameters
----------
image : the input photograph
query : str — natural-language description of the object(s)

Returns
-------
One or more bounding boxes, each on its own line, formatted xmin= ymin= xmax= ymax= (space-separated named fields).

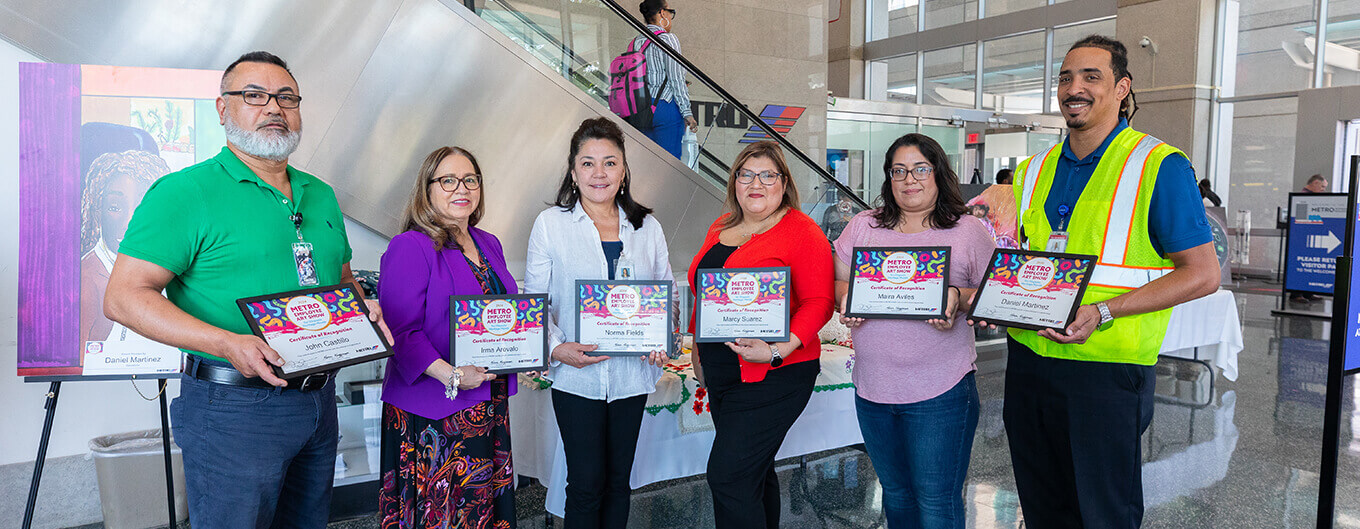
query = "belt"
xmin=184 ymin=355 xmax=334 ymax=392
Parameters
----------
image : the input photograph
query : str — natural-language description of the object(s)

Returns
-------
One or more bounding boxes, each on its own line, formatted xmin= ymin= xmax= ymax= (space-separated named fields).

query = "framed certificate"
xmin=237 ymin=283 xmax=394 ymax=379
xmin=967 ymin=249 xmax=1097 ymax=331
xmin=845 ymin=246 xmax=950 ymax=319
xmin=695 ymin=267 xmax=791 ymax=343
xmin=575 ymin=280 xmax=673 ymax=356
xmin=450 ymin=294 xmax=550 ymax=374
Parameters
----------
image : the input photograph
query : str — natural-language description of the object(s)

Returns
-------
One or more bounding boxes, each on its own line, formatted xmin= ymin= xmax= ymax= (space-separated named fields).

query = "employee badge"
xmin=293 ymin=242 xmax=319 ymax=286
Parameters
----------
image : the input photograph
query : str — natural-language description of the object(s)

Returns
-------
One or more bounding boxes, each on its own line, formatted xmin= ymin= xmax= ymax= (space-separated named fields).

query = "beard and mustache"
xmin=225 ymin=112 xmax=301 ymax=162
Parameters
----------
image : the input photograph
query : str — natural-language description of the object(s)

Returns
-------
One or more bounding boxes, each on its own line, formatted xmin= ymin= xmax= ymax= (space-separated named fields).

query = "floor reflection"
xmin=328 ymin=280 xmax=1360 ymax=529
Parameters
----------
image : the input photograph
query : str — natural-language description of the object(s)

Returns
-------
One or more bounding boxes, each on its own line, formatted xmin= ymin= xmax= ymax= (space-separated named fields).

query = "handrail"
xmin=596 ymin=0 xmax=869 ymax=210
xmin=483 ymin=0 xmax=608 ymax=86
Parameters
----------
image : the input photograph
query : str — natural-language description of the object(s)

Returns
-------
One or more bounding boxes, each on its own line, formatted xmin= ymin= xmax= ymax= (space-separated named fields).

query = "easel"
xmin=21 ymin=373 xmax=179 ymax=529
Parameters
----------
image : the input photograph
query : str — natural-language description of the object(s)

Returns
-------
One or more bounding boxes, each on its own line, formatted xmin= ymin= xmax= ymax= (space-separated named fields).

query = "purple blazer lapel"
xmin=468 ymin=227 xmax=519 ymax=294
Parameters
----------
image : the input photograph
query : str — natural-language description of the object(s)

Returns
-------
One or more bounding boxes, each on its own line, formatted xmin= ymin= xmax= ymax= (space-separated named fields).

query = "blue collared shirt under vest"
xmin=1043 ymin=117 xmax=1213 ymax=256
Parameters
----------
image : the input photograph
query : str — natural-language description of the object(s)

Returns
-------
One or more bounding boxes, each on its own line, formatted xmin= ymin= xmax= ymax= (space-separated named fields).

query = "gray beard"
xmin=224 ymin=119 xmax=301 ymax=162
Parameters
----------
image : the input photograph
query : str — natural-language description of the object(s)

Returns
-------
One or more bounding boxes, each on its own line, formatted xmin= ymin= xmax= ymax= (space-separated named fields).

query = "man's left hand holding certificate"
xmin=238 ymin=283 xmax=394 ymax=379
xmin=450 ymin=294 xmax=551 ymax=374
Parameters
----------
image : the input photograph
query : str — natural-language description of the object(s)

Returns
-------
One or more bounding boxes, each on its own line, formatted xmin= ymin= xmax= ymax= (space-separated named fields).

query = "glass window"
xmin=986 ymin=0 xmax=1046 ymax=18
xmin=869 ymin=0 xmax=919 ymax=41
xmin=1226 ymin=97 xmax=1298 ymax=271
xmin=920 ymin=122 xmax=965 ymax=175
xmin=983 ymin=31 xmax=1046 ymax=113
xmin=1050 ymin=18 xmax=1117 ymax=114
xmin=828 ymin=119 xmax=920 ymax=204
xmin=885 ymin=53 xmax=918 ymax=102
xmin=925 ymin=0 xmax=978 ymax=30
xmin=923 ymin=43 xmax=978 ymax=108
xmin=1228 ymin=0 xmax=1316 ymax=96
xmin=1324 ymin=0 xmax=1360 ymax=88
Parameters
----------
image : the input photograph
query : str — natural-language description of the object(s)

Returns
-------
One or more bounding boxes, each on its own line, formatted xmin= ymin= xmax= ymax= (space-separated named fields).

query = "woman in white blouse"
xmin=525 ymin=117 xmax=673 ymax=529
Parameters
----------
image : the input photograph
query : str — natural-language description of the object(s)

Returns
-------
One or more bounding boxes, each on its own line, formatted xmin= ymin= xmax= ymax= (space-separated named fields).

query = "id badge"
xmin=1045 ymin=231 xmax=1069 ymax=253
xmin=293 ymin=242 xmax=319 ymax=286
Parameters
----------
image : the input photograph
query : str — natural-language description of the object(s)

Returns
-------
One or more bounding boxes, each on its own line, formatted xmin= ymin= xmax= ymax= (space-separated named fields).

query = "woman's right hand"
xmin=456 ymin=365 xmax=496 ymax=390
xmin=552 ymin=342 xmax=609 ymax=368
xmin=838 ymin=291 xmax=865 ymax=328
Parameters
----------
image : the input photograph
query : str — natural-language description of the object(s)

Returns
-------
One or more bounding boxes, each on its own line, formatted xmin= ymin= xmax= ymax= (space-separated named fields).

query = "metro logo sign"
xmin=741 ymin=105 xmax=807 ymax=143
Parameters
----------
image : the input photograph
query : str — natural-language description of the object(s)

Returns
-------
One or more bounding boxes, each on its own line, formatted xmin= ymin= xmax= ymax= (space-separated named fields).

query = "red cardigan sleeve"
xmin=777 ymin=212 xmax=834 ymax=368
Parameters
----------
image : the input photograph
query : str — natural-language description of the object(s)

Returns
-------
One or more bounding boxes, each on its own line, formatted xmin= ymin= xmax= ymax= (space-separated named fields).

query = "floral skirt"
xmin=378 ymin=379 xmax=515 ymax=529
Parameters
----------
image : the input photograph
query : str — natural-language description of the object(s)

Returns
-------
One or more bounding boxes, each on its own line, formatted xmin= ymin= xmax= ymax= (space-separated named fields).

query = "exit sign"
xmin=967 ymin=132 xmax=980 ymax=144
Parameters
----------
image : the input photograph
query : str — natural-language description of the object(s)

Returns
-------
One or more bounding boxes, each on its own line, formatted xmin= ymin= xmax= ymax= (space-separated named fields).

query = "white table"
xmin=1160 ymin=290 xmax=1244 ymax=381
xmin=509 ymin=346 xmax=863 ymax=517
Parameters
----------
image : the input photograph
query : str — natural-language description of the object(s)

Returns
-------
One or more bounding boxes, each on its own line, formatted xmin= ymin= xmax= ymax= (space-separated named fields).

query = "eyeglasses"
xmin=430 ymin=174 xmax=482 ymax=192
xmin=221 ymin=90 xmax=303 ymax=109
xmin=736 ymin=170 xmax=782 ymax=185
xmin=664 ymin=8 xmax=677 ymax=17
xmin=889 ymin=166 xmax=934 ymax=181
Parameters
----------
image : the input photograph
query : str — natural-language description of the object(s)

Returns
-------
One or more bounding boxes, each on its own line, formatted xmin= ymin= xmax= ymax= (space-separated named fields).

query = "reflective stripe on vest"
xmin=1090 ymin=263 xmax=1171 ymax=290
xmin=1100 ymin=135 xmax=1163 ymax=266
xmin=1018 ymin=144 xmax=1060 ymax=232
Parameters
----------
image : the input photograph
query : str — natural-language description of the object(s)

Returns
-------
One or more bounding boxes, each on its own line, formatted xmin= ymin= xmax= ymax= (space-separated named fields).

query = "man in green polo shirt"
xmin=105 ymin=51 xmax=387 ymax=529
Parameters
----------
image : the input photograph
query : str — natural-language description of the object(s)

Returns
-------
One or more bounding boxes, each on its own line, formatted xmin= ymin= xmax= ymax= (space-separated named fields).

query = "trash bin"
xmin=89 ymin=429 xmax=188 ymax=529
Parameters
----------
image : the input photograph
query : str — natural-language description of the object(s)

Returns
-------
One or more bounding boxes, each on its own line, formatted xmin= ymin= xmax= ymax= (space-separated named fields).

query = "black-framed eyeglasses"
xmin=221 ymin=90 xmax=303 ymax=109
xmin=665 ymin=8 xmax=677 ymax=17
xmin=889 ymin=166 xmax=934 ymax=181
xmin=736 ymin=170 xmax=782 ymax=185
xmin=431 ymin=174 xmax=482 ymax=192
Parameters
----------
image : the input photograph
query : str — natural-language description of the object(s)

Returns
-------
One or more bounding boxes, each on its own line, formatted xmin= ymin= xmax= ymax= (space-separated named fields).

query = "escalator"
xmin=475 ymin=0 xmax=870 ymax=240
xmin=0 ymin=0 xmax=868 ymax=272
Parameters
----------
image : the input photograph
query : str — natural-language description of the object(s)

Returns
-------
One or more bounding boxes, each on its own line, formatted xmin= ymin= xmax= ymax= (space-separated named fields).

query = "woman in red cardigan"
xmin=687 ymin=141 xmax=834 ymax=529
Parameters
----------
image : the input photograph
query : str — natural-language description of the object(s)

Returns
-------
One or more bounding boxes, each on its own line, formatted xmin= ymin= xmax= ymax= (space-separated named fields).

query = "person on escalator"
xmin=637 ymin=0 xmax=697 ymax=158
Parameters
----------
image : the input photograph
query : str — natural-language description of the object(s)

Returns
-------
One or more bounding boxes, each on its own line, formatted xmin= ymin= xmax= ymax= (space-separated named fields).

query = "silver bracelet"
xmin=445 ymin=369 xmax=462 ymax=401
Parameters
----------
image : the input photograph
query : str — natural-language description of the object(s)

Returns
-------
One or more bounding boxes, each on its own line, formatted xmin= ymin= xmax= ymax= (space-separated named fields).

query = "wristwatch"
xmin=1095 ymin=302 xmax=1114 ymax=330
xmin=768 ymin=343 xmax=784 ymax=367
xmin=445 ymin=369 xmax=463 ymax=401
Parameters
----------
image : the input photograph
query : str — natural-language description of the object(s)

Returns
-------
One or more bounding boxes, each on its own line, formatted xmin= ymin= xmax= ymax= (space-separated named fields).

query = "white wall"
xmin=0 ymin=37 xmax=391 ymax=467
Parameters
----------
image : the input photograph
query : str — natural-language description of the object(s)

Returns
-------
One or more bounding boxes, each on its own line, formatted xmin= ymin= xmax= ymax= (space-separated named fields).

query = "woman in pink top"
xmin=833 ymin=133 xmax=995 ymax=529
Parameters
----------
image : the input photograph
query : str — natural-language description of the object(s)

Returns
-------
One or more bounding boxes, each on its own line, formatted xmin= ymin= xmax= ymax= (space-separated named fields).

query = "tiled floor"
xmin=82 ymin=280 xmax=1360 ymax=528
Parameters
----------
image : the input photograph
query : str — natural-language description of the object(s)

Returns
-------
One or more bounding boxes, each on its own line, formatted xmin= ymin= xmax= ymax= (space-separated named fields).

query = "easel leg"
xmin=159 ymin=379 xmax=178 ymax=528
xmin=22 ymin=381 xmax=61 ymax=529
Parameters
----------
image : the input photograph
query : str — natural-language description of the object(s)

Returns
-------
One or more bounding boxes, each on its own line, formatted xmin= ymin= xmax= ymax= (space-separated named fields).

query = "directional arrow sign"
xmin=1287 ymin=193 xmax=1347 ymax=294
xmin=1310 ymin=231 xmax=1343 ymax=253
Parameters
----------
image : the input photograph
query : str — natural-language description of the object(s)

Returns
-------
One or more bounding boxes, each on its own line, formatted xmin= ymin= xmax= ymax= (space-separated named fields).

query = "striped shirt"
xmin=635 ymin=24 xmax=693 ymax=118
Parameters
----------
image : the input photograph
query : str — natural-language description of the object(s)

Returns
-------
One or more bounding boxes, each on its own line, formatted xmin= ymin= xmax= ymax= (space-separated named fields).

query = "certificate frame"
xmin=449 ymin=293 xmax=550 ymax=375
xmin=574 ymin=280 xmax=674 ymax=357
xmin=844 ymin=246 xmax=951 ymax=320
xmin=966 ymin=249 xmax=1097 ymax=331
xmin=694 ymin=266 xmax=792 ymax=343
xmin=237 ymin=282 xmax=394 ymax=379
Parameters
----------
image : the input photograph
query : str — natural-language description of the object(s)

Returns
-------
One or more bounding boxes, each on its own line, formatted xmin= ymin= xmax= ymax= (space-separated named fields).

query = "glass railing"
xmin=475 ymin=0 xmax=869 ymax=240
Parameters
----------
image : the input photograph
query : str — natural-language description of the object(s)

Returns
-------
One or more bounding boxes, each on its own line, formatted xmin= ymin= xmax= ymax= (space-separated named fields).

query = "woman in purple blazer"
xmin=377 ymin=146 xmax=520 ymax=528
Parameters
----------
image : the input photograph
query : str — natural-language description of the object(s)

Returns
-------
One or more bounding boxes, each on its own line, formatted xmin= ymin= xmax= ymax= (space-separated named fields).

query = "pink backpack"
xmin=608 ymin=31 xmax=668 ymax=129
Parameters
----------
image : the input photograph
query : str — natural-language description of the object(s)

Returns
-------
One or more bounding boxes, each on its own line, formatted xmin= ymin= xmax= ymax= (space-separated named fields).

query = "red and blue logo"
xmin=741 ymin=105 xmax=807 ymax=143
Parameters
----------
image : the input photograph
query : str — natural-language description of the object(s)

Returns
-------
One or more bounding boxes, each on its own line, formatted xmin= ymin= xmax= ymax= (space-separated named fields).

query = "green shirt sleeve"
xmin=118 ymin=174 xmax=204 ymax=275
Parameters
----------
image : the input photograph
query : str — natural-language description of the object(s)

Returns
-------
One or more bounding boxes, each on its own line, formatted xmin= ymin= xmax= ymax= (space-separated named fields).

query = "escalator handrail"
xmin=483 ymin=0 xmax=609 ymax=86
xmin=596 ymin=0 xmax=869 ymax=210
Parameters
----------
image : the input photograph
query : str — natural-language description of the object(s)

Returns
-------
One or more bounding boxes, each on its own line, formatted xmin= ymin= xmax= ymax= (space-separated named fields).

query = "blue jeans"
xmin=642 ymin=98 xmax=684 ymax=158
xmin=856 ymin=372 xmax=979 ymax=529
xmin=171 ymin=367 xmax=339 ymax=529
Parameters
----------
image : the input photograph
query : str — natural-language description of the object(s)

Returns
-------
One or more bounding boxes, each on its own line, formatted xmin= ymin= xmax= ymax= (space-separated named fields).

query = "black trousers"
xmin=703 ymin=360 xmax=818 ymax=529
xmin=551 ymin=389 xmax=647 ymax=529
xmin=1002 ymin=337 xmax=1155 ymax=529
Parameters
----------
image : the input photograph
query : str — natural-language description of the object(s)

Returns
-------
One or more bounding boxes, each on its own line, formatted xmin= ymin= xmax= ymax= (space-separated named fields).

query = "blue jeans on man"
xmin=856 ymin=372 xmax=980 ymax=529
xmin=171 ymin=358 xmax=338 ymax=529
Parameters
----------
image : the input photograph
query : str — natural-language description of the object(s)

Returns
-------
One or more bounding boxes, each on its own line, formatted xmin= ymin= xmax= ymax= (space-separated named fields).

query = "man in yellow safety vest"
xmin=972 ymin=35 xmax=1221 ymax=528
